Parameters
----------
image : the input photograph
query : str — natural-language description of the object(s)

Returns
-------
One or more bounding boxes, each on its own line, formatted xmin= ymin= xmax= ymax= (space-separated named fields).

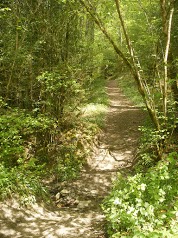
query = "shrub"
xmin=102 ymin=153 xmax=178 ymax=237
xmin=0 ymin=162 xmax=48 ymax=204
xmin=36 ymin=70 xmax=85 ymax=119
xmin=53 ymin=122 xmax=98 ymax=181
xmin=0 ymin=105 xmax=100 ymax=200
xmin=0 ymin=109 xmax=55 ymax=167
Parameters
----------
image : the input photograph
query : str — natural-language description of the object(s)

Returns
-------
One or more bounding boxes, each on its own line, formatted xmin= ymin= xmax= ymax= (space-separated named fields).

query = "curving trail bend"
xmin=0 ymin=80 xmax=145 ymax=238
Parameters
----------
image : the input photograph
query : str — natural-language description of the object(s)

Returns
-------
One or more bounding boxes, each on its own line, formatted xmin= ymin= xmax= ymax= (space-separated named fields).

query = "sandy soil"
xmin=0 ymin=80 xmax=145 ymax=238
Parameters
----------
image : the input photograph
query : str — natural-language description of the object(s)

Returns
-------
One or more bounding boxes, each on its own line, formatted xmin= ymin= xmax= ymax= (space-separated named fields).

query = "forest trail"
xmin=0 ymin=80 xmax=145 ymax=238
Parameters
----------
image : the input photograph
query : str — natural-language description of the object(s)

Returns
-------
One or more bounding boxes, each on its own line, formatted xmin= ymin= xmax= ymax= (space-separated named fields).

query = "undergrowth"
xmin=82 ymin=76 xmax=109 ymax=128
xmin=116 ymin=73 xmax=144 ymax=107
xmin=102 ymin=74 xmax=178 ymax=237
xmin=102 ymin=153 xmax=178 ymax=238
xmin=0 ymin=76 xmax=108 ymax=204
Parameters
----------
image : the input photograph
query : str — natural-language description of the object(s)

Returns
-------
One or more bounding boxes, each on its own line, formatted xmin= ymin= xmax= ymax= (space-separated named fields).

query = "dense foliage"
xmin=77 ymin=1 xmax=178 ymax=237
xmin=0 ymin=0 xmax=178 ymax=235
xmin=0 ymin=0 xmax=109 ymax=203
xmin=102 ymin=153 xmax=178 ymax=237
xmin=0 ymin=101 xmax=98 ymax=202
xmin=80 ymin=0 xmax=178 ymax=160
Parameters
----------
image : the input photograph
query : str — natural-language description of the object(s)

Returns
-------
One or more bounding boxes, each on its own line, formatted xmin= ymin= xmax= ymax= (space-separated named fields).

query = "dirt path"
xmin=0 ymin=80 xmax=145 ymax=238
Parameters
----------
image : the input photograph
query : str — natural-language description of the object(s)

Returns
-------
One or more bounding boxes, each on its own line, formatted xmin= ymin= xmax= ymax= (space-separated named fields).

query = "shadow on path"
xmin=89 ymin=80 xmax=146 ymax=171
xmin=0 ymin=80 xmax=146 ymax=238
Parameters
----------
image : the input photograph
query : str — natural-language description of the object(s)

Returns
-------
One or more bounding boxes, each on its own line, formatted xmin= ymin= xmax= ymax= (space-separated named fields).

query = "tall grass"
xmin=82 ymin=77 xmax=109 ymax=128
xmin=116 ymin=74 xmax=144 ymax=107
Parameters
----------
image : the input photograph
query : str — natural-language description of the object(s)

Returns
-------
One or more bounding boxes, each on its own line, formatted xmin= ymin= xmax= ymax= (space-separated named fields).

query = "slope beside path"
xmin=0 ymin=80 xmax=145 ymax=238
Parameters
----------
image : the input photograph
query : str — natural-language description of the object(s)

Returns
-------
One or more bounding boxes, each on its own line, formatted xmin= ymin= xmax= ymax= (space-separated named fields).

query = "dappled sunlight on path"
xmin=89 ymin=80 xmax=145 ymax=171
xmin=0 ymin=199 xmax=105 ymax=238
xmin=0 ymin=80 xmax=145 ymax=238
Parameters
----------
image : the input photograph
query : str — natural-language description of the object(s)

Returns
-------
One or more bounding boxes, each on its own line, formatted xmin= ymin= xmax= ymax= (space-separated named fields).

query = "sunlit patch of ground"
xmin=81 ymin=103 xmax=108 ymax=117
xmin=0 ymin=198 xmax=105 ymax=238
xmin=0 ymin=80 xmax=145 ymax=238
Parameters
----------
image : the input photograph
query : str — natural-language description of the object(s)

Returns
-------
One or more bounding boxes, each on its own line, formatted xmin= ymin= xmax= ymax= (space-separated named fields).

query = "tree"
xmin=0 ymin=0 xmax=89 ymax=113
xmin=79 ymin=0 xmax=177 ymax=160
xmin=0 ymin=0 xmax=102 ymax=199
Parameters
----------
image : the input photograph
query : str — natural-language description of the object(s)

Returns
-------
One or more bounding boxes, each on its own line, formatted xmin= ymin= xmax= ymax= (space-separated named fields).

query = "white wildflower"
xmin=127 ymin=206 xmax=135 ymax=214
xmin=113 ymin=198 xmax=121 ymax=205
xmin=140 ymin=183 xmax=146 ymax=191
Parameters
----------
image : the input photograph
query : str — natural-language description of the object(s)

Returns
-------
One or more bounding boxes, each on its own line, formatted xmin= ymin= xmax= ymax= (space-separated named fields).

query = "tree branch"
xmin=79 ymin=0 xmax=161 ymax=130
xmin=78 ymin=0 xmax=134 ymax=72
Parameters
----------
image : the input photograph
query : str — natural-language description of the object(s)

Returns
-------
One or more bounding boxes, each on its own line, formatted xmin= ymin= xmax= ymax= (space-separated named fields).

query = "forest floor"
xmin=0 ymin=80 xmax=146 ymax=238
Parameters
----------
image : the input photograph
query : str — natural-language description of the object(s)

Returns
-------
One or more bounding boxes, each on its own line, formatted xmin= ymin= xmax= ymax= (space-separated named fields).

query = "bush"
xmin=0 ymin=72 xmax=107 ymax=202
xmin=0 ymin=105 xmax=100 ymax=200
xmin=0 ymin=163 xmax=48 ymax=204
xmin=136 ymin=116 xmax=176 ymax=170
xmin=0 ymin=109 xmax=55 ymax=167
xmin=102 ymin=153 xmax=178 ymax=237
xmin=53 ymin=122 xmax=99 ymax=181
xmin=36 ymin=70 xmax=85 ymax=119
xmin=0 ymin=109 xmax=54 ymax=201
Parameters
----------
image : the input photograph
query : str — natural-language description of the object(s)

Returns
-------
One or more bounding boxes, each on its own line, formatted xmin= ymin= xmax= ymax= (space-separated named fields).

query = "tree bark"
xmin=163 ymin=6 xmax=174 ymax=117
xmin=160 ymin=0 xmax=178 ymax=110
